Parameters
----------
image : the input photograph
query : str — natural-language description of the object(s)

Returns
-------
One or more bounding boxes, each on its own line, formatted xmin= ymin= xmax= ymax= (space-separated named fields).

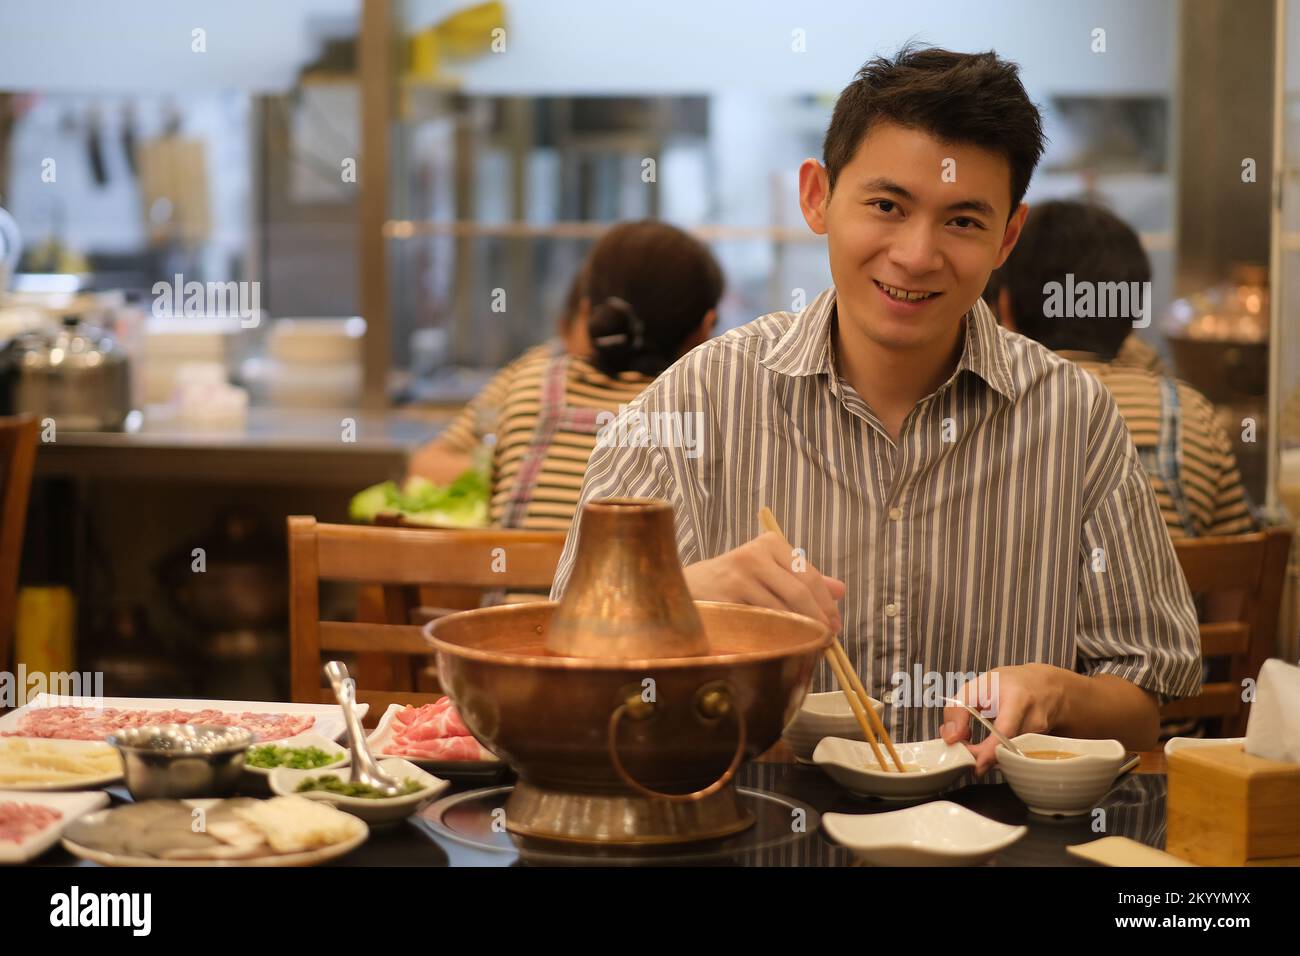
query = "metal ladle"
xmin=324 ymin=660 xmax=406 ymax=797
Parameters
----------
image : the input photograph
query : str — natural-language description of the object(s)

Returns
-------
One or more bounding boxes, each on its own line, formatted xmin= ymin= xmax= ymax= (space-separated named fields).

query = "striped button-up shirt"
xmin=551 ymin=289 xmax=1201 ymax=741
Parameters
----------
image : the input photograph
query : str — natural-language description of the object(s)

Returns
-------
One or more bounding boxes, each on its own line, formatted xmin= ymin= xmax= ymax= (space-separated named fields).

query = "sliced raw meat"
xmin=386 ymin=734 xmax=487 ymax=761
xmin=392 ymin=702 xmax=470 ymax=740
xmin=0 ymin=801 xmax=62 ymax=844
xmin=2 ymin=706 xmax=315 ymax=742
xmin=380 ymin=699 xmax=490 ymax=761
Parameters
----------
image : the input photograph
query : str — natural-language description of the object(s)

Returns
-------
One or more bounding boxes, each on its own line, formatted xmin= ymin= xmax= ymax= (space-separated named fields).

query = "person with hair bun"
xmin=583 ymin=220 xmax=723 ymax=378
xmin=410 ymin=219 xmax=721 ymax=531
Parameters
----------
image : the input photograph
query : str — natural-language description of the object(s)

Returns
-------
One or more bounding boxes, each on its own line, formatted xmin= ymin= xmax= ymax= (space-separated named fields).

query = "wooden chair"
xmin=288 ymin=517 xmax=567 ymax=718
xmin=0 ymin=415 xmax=39 ymax=677
xmin=1161 ymin=527 xmax=1294 ymax=737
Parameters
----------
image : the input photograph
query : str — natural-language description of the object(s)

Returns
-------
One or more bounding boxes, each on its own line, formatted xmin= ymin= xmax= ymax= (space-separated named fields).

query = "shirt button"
xmin=884 ymin=602 xmax=899 ymax=618
xmin=888 ymin=507 xmax=903 ymax=521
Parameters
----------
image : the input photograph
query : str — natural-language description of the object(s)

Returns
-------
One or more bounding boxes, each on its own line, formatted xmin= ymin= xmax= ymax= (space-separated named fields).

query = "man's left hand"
xmin=940 ymin=664 xmax=1070 ymax=776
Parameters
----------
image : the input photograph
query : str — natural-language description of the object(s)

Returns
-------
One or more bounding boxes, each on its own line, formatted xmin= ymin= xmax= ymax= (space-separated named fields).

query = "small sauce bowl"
xmin=107 ymin=724 xmax=254 ymax=800
xmin=995 ymin=732 xmax=1125 ymax=816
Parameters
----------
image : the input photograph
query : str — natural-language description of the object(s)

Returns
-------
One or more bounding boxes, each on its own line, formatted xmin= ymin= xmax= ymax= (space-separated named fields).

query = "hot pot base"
xmin=419 ymin=784 xmax=820 ymax=863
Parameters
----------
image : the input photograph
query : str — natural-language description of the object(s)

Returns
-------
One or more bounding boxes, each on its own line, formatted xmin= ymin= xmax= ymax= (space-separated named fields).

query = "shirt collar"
xmin=761 ymin=287 xmax=1018 ymax=401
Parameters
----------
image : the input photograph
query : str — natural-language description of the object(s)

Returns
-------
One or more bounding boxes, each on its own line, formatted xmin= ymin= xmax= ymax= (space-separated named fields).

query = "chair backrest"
xmin=0 ymin=415 xmax=39 ymax=675
xmin=288 ymin=516 xmax=567 ymax=717
xmin=1162 ymin=527 xmax=1294 ymax=736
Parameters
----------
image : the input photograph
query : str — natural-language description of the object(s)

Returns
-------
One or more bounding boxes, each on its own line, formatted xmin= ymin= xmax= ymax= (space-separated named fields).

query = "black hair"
xmin=992 ymin=199 xmax=1151 ymax=359
xmin=585 ymin=220 xmax=723 ymax=377
xmin=823 ymin=44 xmax=1046 ymax=215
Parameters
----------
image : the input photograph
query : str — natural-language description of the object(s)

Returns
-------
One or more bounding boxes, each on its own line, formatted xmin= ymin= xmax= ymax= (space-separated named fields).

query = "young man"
xmin=987 ymin=199 xmax=1256 ymax=539
xmin=551 ymin=47 xmax=1201 ymax=774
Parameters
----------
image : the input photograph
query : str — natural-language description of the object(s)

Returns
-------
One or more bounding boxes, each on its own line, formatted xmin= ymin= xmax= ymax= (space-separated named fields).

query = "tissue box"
xmin=1167 ymin=744 xmax=1300 ymax=866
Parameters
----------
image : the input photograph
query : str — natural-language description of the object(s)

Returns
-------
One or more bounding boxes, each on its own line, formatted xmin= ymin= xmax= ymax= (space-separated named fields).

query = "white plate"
xmin=813 ymin=736 xmax=975 ymax=800
xmin=241 ymin=734 xmax=350 ymax=779
xmin=365 ymin=703 xmax=501 ymax=773
xmin=0 ymin=694 xmax=366 ymax=746
xmin=269 ymin=758 xmax=449 ymax=826
xmin=824 ymin=801 xmax=1026 ymax=866
xmin=0 ymin=739 xmax=124 ymax=791
xmin=0 ymin=790 xmax=109 ymax=863
xmin=60 ymin=799 xmax=368 ymax=867
xmin=1164 ymin=736 xmax=1246 ymax=757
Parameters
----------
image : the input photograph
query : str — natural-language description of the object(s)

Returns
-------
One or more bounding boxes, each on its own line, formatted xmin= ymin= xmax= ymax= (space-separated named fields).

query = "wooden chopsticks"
xmin=758 ymin=507 xmax=906 ymax=772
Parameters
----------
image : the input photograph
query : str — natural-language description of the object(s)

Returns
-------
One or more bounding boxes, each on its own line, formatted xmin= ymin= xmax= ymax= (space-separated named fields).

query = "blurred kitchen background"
xmin=1 ymin=0 xmax=1299 ymax=698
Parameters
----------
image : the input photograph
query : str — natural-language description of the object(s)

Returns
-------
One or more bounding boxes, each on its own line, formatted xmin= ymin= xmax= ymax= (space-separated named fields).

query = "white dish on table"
xmin=824 ymin=801 xmax=1026 ymax=866
xmin=996 ymin=733 xmax=1125 ymax=817
xmin=0 ymin=790 xmax=109 ymax=863
xmin=241 ymin=734 xmax=350 ymax=779
xmin=1163 ymin=736 xmax=1246 ymax=757
xmin=813 ymin=736 xmax=975 ymax=800
xmin=0 ymin=739 xmax=124 ymax=791
xmin=365 ymin=703 xmax=501 ymax=774
xmin=269 ymin=758 xmax=449 ymax=826
xmin=61 ymin=797 xmax=368 ymax=867
xmin=240 ymin=738 xmax=351 ymax=790
xmin=783 ymin=691 xmax=885 ymax=764
xmin=0 ymin=694 xmax=365 ymax=746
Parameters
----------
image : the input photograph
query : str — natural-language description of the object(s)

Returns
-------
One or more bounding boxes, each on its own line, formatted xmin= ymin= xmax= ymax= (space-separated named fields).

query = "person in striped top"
xmin=410 ymin=220 xmax=723 ymax=530
xmin=986 ymin=200 xmax=1256 ymax=539
xmin=552 ymin=47 xmax=1202 ymax=774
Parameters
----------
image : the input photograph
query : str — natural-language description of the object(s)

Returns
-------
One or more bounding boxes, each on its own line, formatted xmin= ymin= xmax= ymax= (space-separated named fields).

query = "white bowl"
xmin=241 ymin=734 xmax=349 ymax=781
xmin=813 ymin=736 xmax=975 ymax=800
xmin=268 ymin=758 xmax=448 ymax=826
xmin=824 ymin=801 xmax=1026 ymax=866
xmin=783 ymin=691 xmax=885 ymax=763
xmin=996 ymin=733 xmax=1125 ymax=816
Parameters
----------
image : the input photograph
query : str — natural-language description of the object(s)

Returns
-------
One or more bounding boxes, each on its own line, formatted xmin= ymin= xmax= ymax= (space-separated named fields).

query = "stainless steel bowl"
xmin=107 ymin=724 xmax=254 ymax=799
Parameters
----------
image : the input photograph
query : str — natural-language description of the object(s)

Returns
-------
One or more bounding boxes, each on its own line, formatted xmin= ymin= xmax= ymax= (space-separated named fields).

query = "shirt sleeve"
xmin=1077 ymin=389 xmax=1202 ymax=703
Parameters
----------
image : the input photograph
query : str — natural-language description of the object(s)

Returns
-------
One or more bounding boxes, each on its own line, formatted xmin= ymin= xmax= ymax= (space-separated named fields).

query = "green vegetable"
xmin=295 ymin=774 xmax=423 ymax=799
xmin=246 ymin=745 xmax=343 ymax=770
xmin=349 ymin=468 xmax=489 ymax=528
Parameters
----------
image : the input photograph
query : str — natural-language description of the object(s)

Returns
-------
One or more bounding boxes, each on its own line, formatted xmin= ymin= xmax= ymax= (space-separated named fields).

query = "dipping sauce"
xmin=1022 ymin=750 xmax=1080 ymax=760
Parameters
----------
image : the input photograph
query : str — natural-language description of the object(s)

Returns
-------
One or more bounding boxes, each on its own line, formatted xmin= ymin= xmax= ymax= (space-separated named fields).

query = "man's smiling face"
xmin=801 ymin=121 xmax=1027 ymax=354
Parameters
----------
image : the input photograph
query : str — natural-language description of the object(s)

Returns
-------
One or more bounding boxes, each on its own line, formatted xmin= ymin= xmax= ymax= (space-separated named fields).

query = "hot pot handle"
xmin=606 ymin=682 xmax=746 ymax=803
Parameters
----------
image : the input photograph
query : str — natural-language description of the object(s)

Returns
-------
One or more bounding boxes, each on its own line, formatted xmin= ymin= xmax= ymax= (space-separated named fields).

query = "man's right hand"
xmin=682 ymin=532 xmax=846 ymax=633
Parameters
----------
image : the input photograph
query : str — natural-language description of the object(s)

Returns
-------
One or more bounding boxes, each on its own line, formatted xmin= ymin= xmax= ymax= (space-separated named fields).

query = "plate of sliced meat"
xmin=0 ymin=790 xmax=109 ymax=863
xmin=0 ymin=695 xmax=365 ymax=746
xmin=366 ymin=699 xmax=506 ymax=777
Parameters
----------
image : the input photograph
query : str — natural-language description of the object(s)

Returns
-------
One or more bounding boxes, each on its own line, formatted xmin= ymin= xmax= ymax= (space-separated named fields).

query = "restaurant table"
xmin=38 ymin=744 xmax=1170 ymax=868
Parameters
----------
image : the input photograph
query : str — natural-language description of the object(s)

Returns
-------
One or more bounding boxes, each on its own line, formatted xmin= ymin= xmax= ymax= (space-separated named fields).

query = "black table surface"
xmin=35 ymin=761 xmax=1166 ymax=867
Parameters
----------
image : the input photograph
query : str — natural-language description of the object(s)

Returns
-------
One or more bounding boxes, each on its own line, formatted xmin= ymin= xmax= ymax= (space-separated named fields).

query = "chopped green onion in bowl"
xmin=245 ymin=745 xmax=344 ymax=770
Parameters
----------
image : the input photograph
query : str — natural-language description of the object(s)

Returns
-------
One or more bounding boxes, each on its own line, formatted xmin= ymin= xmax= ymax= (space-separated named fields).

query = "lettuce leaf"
xmin=349 ymin=468 xmax=490 ymax=528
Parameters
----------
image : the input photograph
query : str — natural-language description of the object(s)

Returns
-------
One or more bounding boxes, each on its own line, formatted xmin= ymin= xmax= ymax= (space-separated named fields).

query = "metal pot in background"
xmin=1 ymin=314 xmax=131 ymax=430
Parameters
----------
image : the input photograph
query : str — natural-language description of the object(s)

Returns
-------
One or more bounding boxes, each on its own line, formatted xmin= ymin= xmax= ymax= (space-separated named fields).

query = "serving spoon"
xmin=324 ymin=660 xmax=407 ymax=797
xmin=942 ymin=697 xmax=1024 ymax=756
